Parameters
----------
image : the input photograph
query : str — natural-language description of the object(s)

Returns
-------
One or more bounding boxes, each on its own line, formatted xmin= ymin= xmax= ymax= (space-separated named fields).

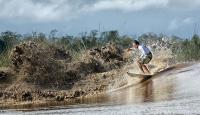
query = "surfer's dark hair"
xmin=133 ymin=40 xmax=140 ymax=45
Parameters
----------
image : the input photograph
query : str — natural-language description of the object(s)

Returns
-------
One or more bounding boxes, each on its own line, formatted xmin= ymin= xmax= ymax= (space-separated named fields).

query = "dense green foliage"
xmin=0 ymin=30 xmax=200 ymax=67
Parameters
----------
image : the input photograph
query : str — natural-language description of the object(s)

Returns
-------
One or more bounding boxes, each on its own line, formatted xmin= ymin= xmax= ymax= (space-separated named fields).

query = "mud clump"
xmin=0 ymin=68 xmax=13 ymax=92
xmin=9 ymin=41 xmax=125 ymax=89
xmin=73 ymin=90 xmax=85 ymax=97
xmin=88 ymin=42 xmax=125 ymax=71
xmin=21 ymin=91 xmax=32 ymax=101
xmin=0 ymin=71 xmax=8 ymax=80
xmin=55 ymin=95 xmax=64 ymax=101
xmin=65 ymin=58 xmax=104 ymax=77
xmin=10 ymin=42 xmax=73 ymax=88
xmin=10 ymin=42 xmax=72 ymax=71
xmin=89 ymin=42 xmax=123 ymax=62
xmin=0 ymin=41 xmax=127 ymax=106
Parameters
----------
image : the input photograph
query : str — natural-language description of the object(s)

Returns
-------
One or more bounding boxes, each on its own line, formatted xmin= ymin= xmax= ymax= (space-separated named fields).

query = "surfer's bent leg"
xmin=138 ymin=55 xmax=152 ymax=74
xmin=142 ymin=65 xmax=150 ymax=74
xmin=137 ymin=60 xmax=145 ymax=74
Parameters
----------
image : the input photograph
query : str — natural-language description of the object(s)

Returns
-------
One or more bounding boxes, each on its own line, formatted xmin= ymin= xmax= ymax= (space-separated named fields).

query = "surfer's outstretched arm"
xmin=127 ymin=47 xmax=133 ymax=52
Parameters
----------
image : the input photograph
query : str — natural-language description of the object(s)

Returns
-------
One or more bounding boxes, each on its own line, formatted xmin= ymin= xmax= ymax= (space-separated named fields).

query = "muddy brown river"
xmin=1 ymin=63 xmax=200 ymax=114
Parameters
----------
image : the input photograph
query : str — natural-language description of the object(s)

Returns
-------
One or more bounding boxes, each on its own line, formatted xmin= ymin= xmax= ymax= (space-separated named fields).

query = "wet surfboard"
xmin=109 ymin=73 xmax=153 ymax=92
xmin=109 ymin=66 xmax=182 ymax=93
xmin=127 ymin=72 xmax=153 ymax=80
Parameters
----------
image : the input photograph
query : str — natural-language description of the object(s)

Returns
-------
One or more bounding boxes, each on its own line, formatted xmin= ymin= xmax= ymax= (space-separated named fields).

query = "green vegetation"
xmin=174 ymin=34 xmax=200 ymax=61
xmin=0 ymin=52 xmax=10 ymax=67
xmin=0 ymin=30 xmax=200 ymax=67
xmin=0 ymin=31 xmax=21 ymax=67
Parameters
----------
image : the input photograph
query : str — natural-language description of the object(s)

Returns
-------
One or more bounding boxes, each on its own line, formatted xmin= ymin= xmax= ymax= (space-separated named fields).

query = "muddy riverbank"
xmin=0 ymin=41 xmax=176 ymax=109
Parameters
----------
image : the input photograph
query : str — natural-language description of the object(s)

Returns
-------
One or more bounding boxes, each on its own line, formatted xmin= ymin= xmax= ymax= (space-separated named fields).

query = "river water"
xmin=2 ymin=63 xmax=200 ymax=114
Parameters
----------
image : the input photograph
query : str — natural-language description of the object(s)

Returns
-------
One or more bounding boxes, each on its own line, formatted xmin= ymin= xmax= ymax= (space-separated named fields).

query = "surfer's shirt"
xmin=138 ymin=45 xmax=151 ymax=58
xmin=138 ymin=45 xmax=152 ymax=64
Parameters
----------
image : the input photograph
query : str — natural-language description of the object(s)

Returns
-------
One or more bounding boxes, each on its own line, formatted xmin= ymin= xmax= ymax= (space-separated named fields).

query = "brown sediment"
xmin=0 ymin=41 xmax=180 ymax=109
xmin=0 ymin=41 xmax=127 ymax=109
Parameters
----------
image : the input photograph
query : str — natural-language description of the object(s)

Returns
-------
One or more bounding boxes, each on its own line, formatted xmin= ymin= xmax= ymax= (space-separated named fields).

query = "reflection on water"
xmin=64 ymin=63 xmax=199 ymax=105
xmin=141 ymin=80 xmax=153 ymax=102
xmin=100 ymin=76 xmax=174 ymax=104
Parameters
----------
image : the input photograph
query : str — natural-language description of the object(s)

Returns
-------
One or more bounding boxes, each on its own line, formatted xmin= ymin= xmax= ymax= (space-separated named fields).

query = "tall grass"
xmin=174 ymin=35 xmax=200 ymax=61
xmin=0 ymin=51 xmax=11 ymax=67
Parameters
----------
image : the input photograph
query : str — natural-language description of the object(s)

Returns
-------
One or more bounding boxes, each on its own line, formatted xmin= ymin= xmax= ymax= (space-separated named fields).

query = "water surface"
xmin=2 ymin=63 xmax=200 ymax=114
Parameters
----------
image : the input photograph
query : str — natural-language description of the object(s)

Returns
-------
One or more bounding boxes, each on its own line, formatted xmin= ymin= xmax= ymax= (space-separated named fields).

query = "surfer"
xmin=127 ymin=40 xmax=152 ymax=74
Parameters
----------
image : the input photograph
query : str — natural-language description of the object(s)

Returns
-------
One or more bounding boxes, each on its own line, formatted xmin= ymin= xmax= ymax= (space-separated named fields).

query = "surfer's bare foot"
xmin=144 ymin=72 xmax=151 ymax=75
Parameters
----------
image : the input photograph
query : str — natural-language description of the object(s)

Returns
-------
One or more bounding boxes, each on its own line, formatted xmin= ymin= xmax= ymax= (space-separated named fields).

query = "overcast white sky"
xmin=0 ymin=0 xmax=200 ymax=37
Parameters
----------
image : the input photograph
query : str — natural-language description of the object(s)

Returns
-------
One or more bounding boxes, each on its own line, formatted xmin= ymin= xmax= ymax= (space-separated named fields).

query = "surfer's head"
xmin=133 ymin=40 xmax=140 ymax=49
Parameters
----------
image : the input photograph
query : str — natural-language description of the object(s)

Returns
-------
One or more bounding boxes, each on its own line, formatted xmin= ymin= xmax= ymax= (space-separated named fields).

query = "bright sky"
xmin=0 ymin=0 xmax=200 ymax=38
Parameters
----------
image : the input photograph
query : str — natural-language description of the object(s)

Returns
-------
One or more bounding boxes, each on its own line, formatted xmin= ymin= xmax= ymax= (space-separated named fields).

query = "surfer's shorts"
xmin=139 ymin=53 xmax=152 ymax=64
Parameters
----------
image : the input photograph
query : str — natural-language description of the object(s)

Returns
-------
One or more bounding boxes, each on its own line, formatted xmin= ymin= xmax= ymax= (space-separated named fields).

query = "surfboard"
xmin=127 ymin=72 xmax=152 ymax=79
xmin=109 ymin=66 xmax=181 ymax=93
xmin=108 ymin=73 xmax=153 ymax=92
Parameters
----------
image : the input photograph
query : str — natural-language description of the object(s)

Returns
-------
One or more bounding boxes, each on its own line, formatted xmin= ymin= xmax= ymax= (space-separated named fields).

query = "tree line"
xmin=0 ymin=30 xmax=200 ymax=66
